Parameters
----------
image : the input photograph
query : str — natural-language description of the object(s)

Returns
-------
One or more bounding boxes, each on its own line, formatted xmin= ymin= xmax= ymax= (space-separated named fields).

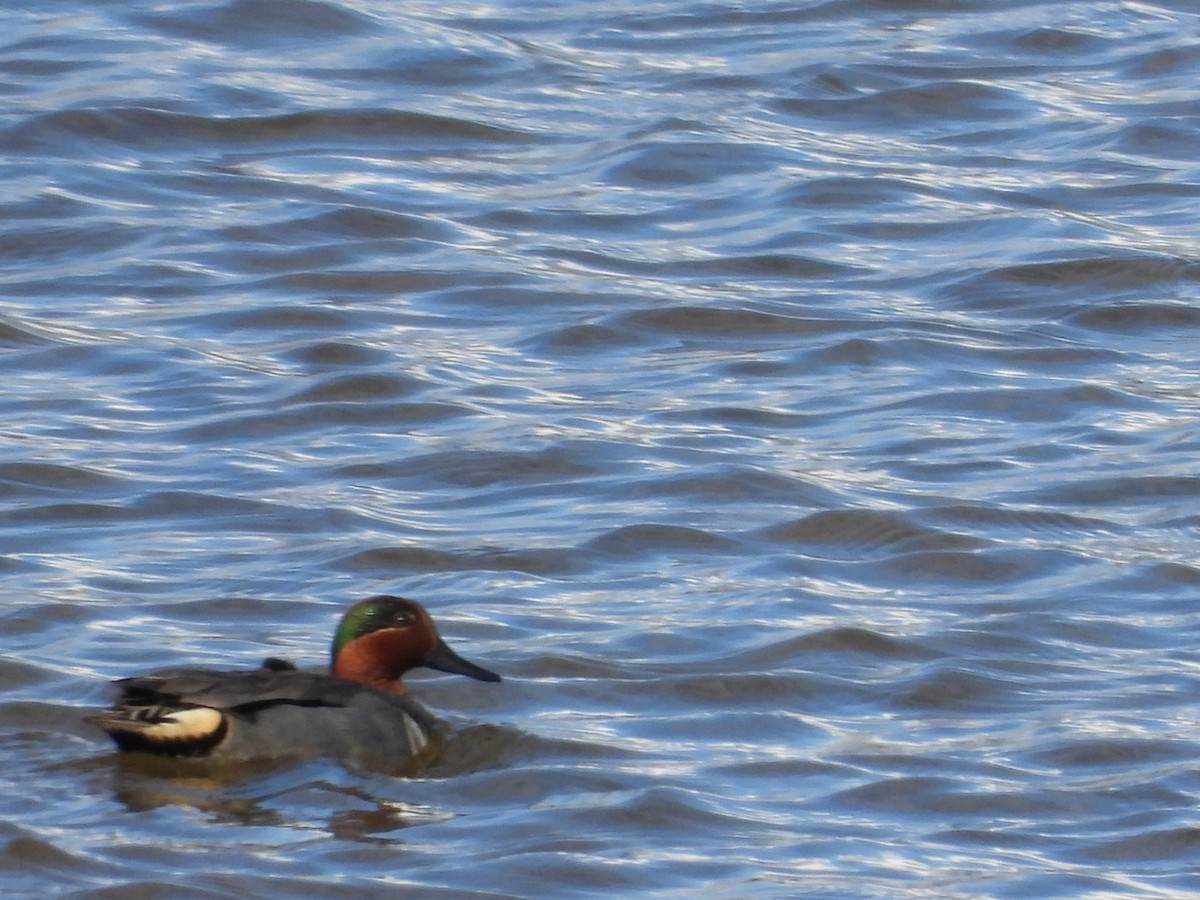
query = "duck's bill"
xmin=427 ymin=639 xmax=501 ymax=683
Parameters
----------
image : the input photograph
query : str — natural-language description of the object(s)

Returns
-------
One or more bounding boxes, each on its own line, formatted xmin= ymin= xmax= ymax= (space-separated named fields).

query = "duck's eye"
xmin=392 ymin=612 xmax=416 ymax=627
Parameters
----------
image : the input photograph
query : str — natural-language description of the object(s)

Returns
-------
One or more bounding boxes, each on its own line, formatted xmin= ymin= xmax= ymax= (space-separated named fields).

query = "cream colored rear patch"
xmin=140 ymin=706 xmax=224 ymax=742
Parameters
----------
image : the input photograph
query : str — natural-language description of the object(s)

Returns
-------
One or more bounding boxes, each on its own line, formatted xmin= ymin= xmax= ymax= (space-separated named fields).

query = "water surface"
xmin=3 ymin=1 xmax=1200 ymax=896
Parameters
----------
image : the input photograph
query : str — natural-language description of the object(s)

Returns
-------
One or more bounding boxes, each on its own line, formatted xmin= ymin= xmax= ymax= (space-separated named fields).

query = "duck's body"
xmin=90 ymin=596 xmax=500 ymax=768
xmin=97 ymin=664 xmax=440 ymax=766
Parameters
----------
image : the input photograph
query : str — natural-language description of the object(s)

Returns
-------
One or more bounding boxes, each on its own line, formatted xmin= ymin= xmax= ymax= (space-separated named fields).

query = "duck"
xmin=89 ymin=595 xmax=501 ymax=769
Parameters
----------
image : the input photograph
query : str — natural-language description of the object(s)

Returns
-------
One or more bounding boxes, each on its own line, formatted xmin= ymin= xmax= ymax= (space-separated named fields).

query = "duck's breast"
xmin=220 ymin=683 xmax=437 ymax=765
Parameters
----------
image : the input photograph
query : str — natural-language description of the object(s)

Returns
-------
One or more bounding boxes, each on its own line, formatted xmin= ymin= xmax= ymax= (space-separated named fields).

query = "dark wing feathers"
xmin=113 ymin=667 xmax=367 ymax=712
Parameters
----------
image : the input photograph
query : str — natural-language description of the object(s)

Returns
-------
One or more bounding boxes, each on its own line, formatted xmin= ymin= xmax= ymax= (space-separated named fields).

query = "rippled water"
xmin=4 ymin=0 xmax=1200 ymax=896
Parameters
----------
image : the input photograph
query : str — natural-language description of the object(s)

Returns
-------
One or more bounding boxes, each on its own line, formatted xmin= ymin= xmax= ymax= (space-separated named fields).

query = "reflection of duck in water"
xmin=90 ymin=596 xmax=501 ymax=769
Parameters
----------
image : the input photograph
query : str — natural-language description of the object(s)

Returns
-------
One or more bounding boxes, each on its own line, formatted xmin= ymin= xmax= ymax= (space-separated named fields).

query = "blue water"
xmin=3 ymin=1 xmax=1200 ymax=896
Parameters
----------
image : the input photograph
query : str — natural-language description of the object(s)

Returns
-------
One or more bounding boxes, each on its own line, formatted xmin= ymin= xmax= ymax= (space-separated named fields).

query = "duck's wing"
xmin=109 ymin=666 xmax=364 ymax=711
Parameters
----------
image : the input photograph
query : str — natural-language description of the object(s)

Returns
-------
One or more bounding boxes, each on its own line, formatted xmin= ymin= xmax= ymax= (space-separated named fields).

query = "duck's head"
xmin=331 ymin=595 xmax=501 ymax=694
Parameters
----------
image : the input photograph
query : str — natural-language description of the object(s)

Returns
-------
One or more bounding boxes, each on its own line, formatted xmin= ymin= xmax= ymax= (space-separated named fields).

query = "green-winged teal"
xmin=90 ymin=595 xmax=500 ymax=767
